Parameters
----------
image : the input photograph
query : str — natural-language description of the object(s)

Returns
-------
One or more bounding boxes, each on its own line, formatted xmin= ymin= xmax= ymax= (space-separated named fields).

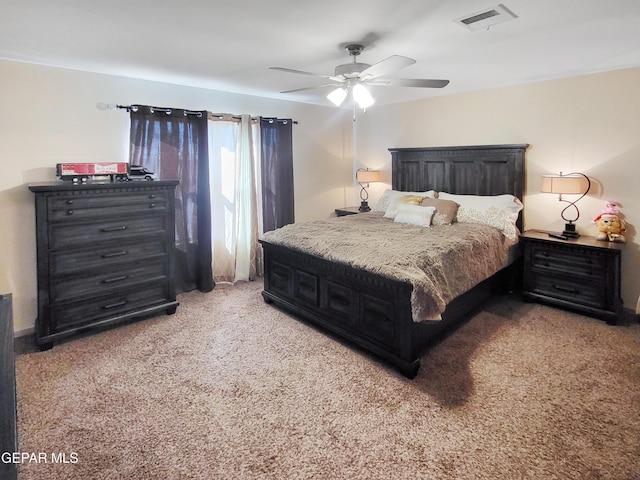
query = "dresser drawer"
xmin=529 ymin=243 xmax=604 ymax=279
xmin=50 ymin=282 xmax=171 ymax=331
xmin=50 ymin=215 xmax=168 ymax=249
xmin=51 ymin=238 xmax=167 ymax=274
xmin=50 ymin=259 xmax=168 ymax=302
xmin=48 ymin=191 xmax=168 ymax=222
xmin=528 ymin=273 xmax=605 ymax=309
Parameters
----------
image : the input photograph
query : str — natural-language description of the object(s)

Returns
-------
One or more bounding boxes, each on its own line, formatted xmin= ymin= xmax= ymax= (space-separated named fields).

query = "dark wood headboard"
xmin=389 ymin=144 xmax=528 ymax=231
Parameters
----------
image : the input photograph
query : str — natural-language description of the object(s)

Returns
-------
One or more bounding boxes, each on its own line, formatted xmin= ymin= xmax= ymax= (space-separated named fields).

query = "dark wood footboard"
xmin=260 ymin=241 xmax=512 ymax=378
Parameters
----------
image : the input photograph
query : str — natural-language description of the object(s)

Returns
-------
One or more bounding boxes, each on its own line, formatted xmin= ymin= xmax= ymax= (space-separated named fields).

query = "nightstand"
xmin=335 ymin=206 xmax=364 ymax=217
xmin=521 ymin=230 xmax=625 ymax=324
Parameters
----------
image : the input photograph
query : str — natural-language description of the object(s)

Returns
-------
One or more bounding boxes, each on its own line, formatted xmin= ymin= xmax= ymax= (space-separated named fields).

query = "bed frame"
xmin=260 ymin=144 xmax=528 ymax=378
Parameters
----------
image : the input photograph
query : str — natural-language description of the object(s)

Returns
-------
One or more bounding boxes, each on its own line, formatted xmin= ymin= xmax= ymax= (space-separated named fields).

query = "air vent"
xmin=454 ymin=4 xmax=518 ymax=31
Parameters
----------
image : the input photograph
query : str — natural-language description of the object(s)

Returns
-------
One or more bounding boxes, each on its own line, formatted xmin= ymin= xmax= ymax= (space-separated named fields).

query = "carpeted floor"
xmin=15 ymin=280 xmax=640 ymax=480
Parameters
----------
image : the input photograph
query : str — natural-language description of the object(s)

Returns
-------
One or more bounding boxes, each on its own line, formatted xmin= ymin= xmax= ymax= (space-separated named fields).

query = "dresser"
xmin=29 ymin=181 xmax=179 ymax=349
xmin=521 ymin=230 xmax=624 ymax=324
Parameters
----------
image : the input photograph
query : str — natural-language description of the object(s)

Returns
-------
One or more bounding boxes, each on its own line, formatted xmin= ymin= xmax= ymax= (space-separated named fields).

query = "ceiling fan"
xmin=269 ymin=44 xmax=449 ymax=109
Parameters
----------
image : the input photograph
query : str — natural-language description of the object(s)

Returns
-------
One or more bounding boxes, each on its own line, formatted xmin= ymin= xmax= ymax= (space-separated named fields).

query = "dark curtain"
xmin=260 ymin=117 xmax=294 ymax=232
xmin=129 ymin=105 xmax=214 ymax=293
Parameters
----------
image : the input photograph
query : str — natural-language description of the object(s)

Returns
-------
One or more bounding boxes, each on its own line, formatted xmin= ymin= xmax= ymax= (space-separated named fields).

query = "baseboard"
xmin=14 ymin=326 xmax=34 ymax=338
xmin=621 ymin=307 xmax=639 ymax=325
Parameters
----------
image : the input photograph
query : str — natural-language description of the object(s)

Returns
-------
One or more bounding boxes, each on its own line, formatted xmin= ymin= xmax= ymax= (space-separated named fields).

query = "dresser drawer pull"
xmin=100 ymin=226 xmax=127 ymax=232
xmin=102 ymin=251 xmax=128 ymax=258
xmin=102 ymin=275 xmax=129 ymax=284
xmin=149 ymin=203 xmax=156 ymax=208
xmin=102 ymin=300 xmax=127 ymax=310
xmin=552 ymin=284 xmax=579 ymax=294
xmin=149 ymin=194 xmax=156 ymax=199
xmin=66 ymin=200 xmax=74 ymax=205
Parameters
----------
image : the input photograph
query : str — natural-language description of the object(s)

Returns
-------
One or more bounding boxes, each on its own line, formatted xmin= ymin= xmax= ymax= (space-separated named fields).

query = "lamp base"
xmin=359 ymin=201 xmax=371 ymax=212
xmin=562 ymin=223 xmax=580 ymax=238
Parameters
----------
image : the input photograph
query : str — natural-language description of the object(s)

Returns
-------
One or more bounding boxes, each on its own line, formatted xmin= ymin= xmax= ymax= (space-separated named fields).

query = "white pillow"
xmin=437 ymin=192 xmax=523 ymax=215
xmin=437 ymin=192 xmax=522 ymax=239
xmin=394 ymin=204 xmax=436 ymax=227
xmin=383 ymin=194 xmax=427 ymax=219
xmin=373 ymin=189 xmax=436 ymax=213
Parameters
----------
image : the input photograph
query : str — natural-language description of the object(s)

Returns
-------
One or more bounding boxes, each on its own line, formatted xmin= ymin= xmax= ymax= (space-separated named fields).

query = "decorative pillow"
xmin=383 ymin=195 xmax=426 ymax=219
xmin=394 ymin=204 xmax=436 ymax=227
xmin=373 ymin=189 xmax=436 ymax=213
xmin=456 ymin=206 xmax=520 ymax=240
xmin=420 ymin=198 xmax=459 ymax=226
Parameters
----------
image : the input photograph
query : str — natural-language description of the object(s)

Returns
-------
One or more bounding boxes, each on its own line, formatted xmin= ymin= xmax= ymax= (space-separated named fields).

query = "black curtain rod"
xmin=114 ymin=104 xmax=297 ymax=124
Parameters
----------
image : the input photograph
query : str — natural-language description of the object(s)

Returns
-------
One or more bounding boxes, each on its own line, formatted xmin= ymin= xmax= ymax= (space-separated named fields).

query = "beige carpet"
xmin=15 ymin=280 xmax=640 ymax=480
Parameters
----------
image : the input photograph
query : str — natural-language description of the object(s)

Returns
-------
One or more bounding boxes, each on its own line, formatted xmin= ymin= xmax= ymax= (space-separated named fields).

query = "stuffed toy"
xmin=594 ymin=200 xmax=626 ymax=242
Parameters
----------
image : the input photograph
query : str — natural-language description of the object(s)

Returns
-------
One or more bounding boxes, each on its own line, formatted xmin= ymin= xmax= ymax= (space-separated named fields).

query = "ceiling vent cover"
xmin=454 ymin=4 xmax=518 ymax=31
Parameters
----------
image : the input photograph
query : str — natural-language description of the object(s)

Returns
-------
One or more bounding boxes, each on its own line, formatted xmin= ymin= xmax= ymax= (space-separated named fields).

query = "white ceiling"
xmin=2 ymin=0 xmax=640 ymax=107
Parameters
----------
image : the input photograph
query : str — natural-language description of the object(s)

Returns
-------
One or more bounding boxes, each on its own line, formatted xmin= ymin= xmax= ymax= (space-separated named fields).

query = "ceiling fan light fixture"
xmin=352 ymin=83 xmax=374 ymax=109
xmin=327 ymin=87 xmax=348 ymax=106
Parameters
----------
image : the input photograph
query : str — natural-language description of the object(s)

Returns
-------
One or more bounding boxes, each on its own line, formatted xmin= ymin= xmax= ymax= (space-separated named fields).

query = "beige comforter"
xmin=261 ymin=212 xmax=517 ymax=322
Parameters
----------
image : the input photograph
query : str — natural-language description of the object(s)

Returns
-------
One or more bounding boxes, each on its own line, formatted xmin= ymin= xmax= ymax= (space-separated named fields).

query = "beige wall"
xmin=3 ymin=59 xmax=637 ymax=333
xmin=354 ymin=67 xmax=640 ymax=311
xmin=0 ymin=60 xmax=351 ymax=334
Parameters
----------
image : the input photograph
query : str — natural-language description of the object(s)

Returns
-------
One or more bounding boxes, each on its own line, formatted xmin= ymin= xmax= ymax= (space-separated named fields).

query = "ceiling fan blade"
xmin=280 ymin=84 xmax=341 ymax=94
xmin=359 ymin=55 xmax=416 ymax=80
xmin=269 ymin=67 xmax=343 ymax=82
xmin=367 ymin=78 xmax=450 ymax=88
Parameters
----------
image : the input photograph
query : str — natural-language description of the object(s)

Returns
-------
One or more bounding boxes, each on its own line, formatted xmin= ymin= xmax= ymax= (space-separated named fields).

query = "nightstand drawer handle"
xmin=102 ymin=300 xmax=127 ymax=309
xmin=66 ymin=210 xmax=74 ymax=215
xmin=100 ymin=226 xmax=127 ymax=232
xmin=552 ymin=284 xmax=579 ymax=294
xmin=102 ymin=275 xmax=129 ymax=284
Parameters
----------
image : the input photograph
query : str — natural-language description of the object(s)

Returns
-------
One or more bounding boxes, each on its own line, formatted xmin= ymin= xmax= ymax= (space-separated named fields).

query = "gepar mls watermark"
xmin=2 ymin=452 xmax=79 ymax=464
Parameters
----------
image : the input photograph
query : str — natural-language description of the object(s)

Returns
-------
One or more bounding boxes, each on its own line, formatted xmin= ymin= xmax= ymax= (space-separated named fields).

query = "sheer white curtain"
xmin=208 ymin=114 xmax=263 ymax=283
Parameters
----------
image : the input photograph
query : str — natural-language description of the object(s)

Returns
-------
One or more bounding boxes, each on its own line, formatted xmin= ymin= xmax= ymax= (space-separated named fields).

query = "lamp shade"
xmin=541 ymin=174 xmax=589 ymax=194
xmin=352 ymin=84 xmax=375 ymax=109
xmin=356 ymin=170 xmax=381 ymax=183
xmin=327 ymin=87 xmax=347 ymax=107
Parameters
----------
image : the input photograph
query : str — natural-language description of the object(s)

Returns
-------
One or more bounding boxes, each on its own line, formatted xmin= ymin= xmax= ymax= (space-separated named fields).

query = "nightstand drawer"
xmin=528 ymin=273 xmax=605 ymax=309
xmin=529 ymin=243 xmax=604 ymax=279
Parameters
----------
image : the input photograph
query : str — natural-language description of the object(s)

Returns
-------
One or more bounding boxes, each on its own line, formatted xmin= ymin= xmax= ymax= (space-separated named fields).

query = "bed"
xmin=260 ymin=144 xmax=528 ymax=378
